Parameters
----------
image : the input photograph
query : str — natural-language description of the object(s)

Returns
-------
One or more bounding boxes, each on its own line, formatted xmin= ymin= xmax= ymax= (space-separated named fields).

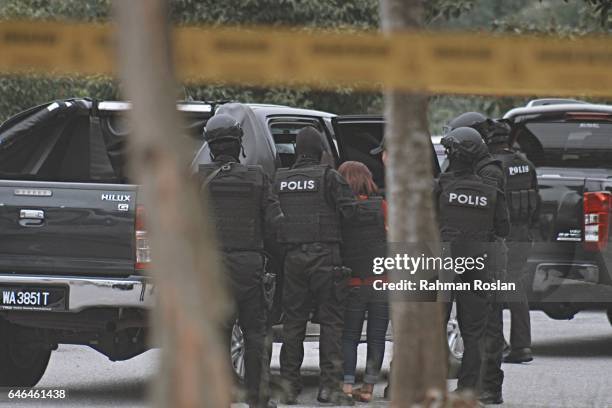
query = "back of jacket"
xmin=341 ymin=196 xmax=386 ymax=279
xmin=275 ymin=164 xmax=342 ymax=244
xmin=494 ymin=149 xmax=539 ymax=241
xmin=199 ymin=161 xmax=265 ymax=251
xmin=437 ymin=172 xmax=501 ymax=243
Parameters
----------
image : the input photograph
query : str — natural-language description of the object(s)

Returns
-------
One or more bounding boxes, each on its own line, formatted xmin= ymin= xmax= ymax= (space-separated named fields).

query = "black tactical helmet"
xmin=485 ymin=119 xmax=511 ymax=145
xmin=441 ymin=127 xmax=486 ymax=164
xmin=445 ymin=112 xmax=493 ymax=140
xmin=203 ymin=113 xmax=243 ymax=144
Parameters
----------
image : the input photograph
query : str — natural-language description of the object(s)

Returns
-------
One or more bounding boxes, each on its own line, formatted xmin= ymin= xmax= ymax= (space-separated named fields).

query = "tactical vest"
xmin=494 ymin=150 xmax=537 ymax=225
xmin=275 ymin=165 xmax=342 ymax=244
xmin=198 ymin=162 xmax=264 ymax=251
xmin=475 ymin=156 xmax=504 ymax=189
xmin=438 ymin=173 xmax=497 ymax=243
xmin=341 ymin=196 xmax=387 ymax=279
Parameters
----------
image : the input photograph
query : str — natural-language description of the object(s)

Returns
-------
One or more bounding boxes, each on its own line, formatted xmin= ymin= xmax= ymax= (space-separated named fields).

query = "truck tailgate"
xmin=537 ymin=169 xmax=586 ymax=244
xmin=0 ymin=180 xmax=136 ymax=277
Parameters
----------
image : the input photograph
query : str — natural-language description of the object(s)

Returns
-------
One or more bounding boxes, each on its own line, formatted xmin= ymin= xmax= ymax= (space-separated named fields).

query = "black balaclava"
xmin=295 ymin=126 xmax=323 ymax=161
xmin=210 ymin=139 xmax=241 ymax=161
xmin=448 ymin=156 xmax=473 ymax=173
xmin=486 ymin=121 xmax=512 ymax=154
xmin=475 ymin=141 xmax=492 ymax=161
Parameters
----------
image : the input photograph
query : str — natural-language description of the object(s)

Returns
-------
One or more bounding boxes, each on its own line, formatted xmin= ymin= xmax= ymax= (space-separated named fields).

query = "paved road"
xmin=1 ymin=311 xmax=612 ymax=407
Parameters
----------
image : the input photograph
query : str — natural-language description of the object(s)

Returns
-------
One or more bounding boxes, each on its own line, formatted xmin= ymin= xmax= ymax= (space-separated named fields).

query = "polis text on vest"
xmin=448 ymin=192 xmax=488 ymax=207
xmin=508 ymin=165 xmax=529 ymax=176
xmin=279 ymin=180 xmax=316 ymax=191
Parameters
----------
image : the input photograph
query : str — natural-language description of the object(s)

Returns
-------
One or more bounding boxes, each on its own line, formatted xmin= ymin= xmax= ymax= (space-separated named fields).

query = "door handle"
xmin=19 ymin=209 xmax=45 ymax=227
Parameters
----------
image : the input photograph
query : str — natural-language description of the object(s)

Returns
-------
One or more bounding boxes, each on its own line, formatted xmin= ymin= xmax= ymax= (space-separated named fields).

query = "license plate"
xmin=0 ymin=286 xmax=67 ymax=311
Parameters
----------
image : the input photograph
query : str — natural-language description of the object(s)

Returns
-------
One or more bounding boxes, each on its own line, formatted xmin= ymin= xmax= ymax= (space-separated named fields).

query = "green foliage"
xmin=0 ymin=0 xmax=610 ymax=130
xmin=170 ymin=0 xmax=379 ymax=29
xmin=0 ymin=0 xmax=385 ymax=125
xmin=426 ymin=0 xmax=475 ymax=24
xmin=487 ymin=0 xmax=610 ymax=35
xmin=0 ymin=74 xmax=118 ymax=123
xmin=182 ymin=83 xmax=383 ymax=115
xmin=0 ymin=0 xmax=110 ymax=21
xmin=584 ymin=0 xmax=612 ymax=28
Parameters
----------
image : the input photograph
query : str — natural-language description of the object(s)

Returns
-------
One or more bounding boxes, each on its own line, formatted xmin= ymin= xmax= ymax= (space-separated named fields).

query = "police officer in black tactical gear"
xmin=436 ymin=127 xmax=510 ymax=405
xmin=446 ymin=112 xmax=506 ymax=191
xmin=198 ymin=114 xmax=283 ymax=408
xmin=275 ymin=126 xmax=356 ymax=406
xmin=485 ymin=120 xmax=539 ymax=364
xmin=445 ymin=112 xmax=509 ymax=403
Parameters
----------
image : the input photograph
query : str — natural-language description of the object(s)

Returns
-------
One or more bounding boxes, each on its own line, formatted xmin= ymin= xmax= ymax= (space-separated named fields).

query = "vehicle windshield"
xmin=519 ymin=121 xmax=612 ymax=168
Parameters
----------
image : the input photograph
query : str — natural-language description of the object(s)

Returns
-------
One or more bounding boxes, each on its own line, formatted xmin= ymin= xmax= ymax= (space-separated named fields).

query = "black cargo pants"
xmin=222 ymin=251 xmax=269 ymax=407
xmin=506 ymin=240 xmax=532 ymax=350
xmin=456 ymin=288 xmax=488 ymax=390
xmin=280 ymin=243 xmax=348 ymax=394
xmin=456 ymin=291 xmax=503 ymax=392
xmin=478 ymin=239 xmax=506 ymax=394
xmin=479 ymin=301 xmax=504 ymax=394
xmin=457 ymin=243 xmax=505 ymax=395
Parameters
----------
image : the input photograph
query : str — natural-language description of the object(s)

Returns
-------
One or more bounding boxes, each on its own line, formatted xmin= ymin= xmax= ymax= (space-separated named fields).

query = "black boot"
xmin=479 ymin=390 xmax=503 ymax=405
xmin=503 ymin=347 xmax=533 ymax=363
xmin=279 ymin=392 xmax=298 ymax=405
xmin=383 ymin=383 xmax=390 ymax=399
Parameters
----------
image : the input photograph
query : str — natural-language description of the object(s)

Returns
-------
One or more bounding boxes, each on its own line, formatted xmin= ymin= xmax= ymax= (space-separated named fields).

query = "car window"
xmin=268 ymin=117 xmax=334 ymax=168
xmin=434 ymin=143 xmax=448 ymax=171
xmin=520 ymin=121 xmax=612 ymax=168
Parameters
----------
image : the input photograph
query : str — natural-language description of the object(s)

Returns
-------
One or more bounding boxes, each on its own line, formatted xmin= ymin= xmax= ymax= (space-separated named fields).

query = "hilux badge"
xmin=101 ymin=194 xmax=131 ymax=202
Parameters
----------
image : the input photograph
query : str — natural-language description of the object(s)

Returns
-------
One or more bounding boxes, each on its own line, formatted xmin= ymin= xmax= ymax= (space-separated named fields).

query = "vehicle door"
xmin=331 ymin=115 xmax=441 ymax=191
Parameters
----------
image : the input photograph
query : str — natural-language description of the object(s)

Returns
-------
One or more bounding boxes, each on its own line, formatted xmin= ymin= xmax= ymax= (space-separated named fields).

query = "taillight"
xmin=135 ymin=205 xmax=151 ymax=269
xmin=566 ymin=112 xmax=612 ymax=122
xmin=583 ymin=192 xmax=611 ymax=252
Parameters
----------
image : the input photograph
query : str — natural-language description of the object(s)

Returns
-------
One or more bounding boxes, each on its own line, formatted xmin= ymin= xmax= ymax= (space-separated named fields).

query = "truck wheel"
xmin=230 ymin=322 xmax=245 ymax=383
xmin=541 ymin=303 xmax=576 ymax=320
xmin=0 ymin=320 xmax=51 ymax=387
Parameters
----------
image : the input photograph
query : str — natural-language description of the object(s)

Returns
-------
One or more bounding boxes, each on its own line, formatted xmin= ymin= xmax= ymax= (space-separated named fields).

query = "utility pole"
xmin=114 ymin=1 xmax=231 ymax=406
xmin=379 ymin=0 xmax=447 ymax=406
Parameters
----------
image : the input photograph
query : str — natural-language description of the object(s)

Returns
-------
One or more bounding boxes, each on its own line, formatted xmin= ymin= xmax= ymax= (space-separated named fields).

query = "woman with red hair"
xmin=338 ymin=161 xmax=389 ymax=403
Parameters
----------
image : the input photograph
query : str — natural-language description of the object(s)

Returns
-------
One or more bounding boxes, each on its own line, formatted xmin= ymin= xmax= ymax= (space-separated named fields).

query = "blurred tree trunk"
xmin=114 ymin=1 xmax=231 ymax=407
xmin=380 ymin=0 xmax=447 ymax=406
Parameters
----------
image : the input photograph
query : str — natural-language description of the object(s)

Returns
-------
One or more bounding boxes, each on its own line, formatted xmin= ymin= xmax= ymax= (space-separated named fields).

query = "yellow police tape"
xmin=1 ymin=20 xmax=612 ymax=97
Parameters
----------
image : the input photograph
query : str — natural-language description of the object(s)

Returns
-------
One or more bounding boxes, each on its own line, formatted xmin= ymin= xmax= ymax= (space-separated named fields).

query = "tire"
xmin=447 ymin=304 xmax=463 ymax=379
xmin=230 ymin=321 xmax=246 ymax=383
xmin=0 ymin=319 xmax=51 ymax=387
xmin=541 ymin=303 xmax=576 ymax=320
